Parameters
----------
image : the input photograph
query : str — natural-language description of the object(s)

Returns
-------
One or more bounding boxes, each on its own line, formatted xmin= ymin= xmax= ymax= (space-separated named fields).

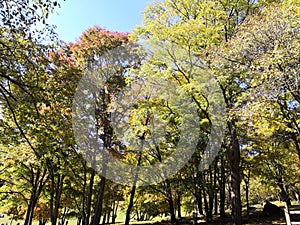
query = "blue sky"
xmin=49 ymin=0 xmax=155 ymax=43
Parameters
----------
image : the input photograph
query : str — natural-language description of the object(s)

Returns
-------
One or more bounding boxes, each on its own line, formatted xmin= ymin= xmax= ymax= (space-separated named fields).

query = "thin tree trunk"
xmin=112 ymin=202 xmax=118 ymax=224
xmin=86 ymin=170 xmax=95 ymax=225
xmin=80 ymin=163 xmax=87 ymax=225
xmin=219 ymin=153 xmax=226 ymax=218
xmin=177 ymin=193 xmax=182 ymax=219
xmin=106 ymin=210 xmax=111 ymax=224
xmin=208 ymin=166 xmax=213 ymax=221
xmin=125 ymin=154 xmax=142 ymax=225
xmin=214 ymin=158 xmax=219 ymax=215
xmin=102 ymin=211 xmax=107 ymax=225
xmin=125 ymin=184 xmax=137 ymax=225
xmin=245 ymin=169 xmax=250 ymax=218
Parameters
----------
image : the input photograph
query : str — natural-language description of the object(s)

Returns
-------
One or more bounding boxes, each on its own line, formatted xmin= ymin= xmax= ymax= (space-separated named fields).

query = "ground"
xmin=128 ymin=211 xmax=287 ymax=225
xmin=0 ymin=202 xmax=292 ymax=225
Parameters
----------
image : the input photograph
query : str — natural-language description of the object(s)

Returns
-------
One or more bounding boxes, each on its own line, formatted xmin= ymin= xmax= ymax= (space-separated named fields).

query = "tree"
xmin=132 ymin=0 xmax=264 ymax=224
xmin=1 ymin=2 xmax=61 ymax=221
xmin=210 ymin=0 xmax=300 ymax=210
xmin=0 ymin=142 xmax=48 ymax=225
xmin=69 ymin=26 xmax=131 ymax=225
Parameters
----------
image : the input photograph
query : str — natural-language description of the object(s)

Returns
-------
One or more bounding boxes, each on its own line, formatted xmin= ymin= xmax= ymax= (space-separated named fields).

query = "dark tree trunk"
xmin=214 ymin=158 xmax=219 ymax=215
xmin=219 ymin=153 xmax=226 ymax=218
xmin=203 ymin=187 xmax=209 ymax=222
xmin=166 ymin=181 xmax=176 ymax=224
xmin=245 ymin=169 xmax=250 ymax=218
xmin=195 ymin=190 xmax=203 ymax=216
xmin=176 ymin=193 xmax=182 ymax=219
xmin=79 ymin=163 xmax=87 ymax=225
xmin=125 ymin=184 xmax=137 ymax=225
xmin=125 ymin=154 xmax=142 ymax=225
xmin=91 ymin=85 xmax=114 ymax=225
xmin=24 ymin=195 xmax=37 ymax=225
xmin=91 ymin=173 xmax=107 ymax=225
xmin=24 ymin=169 xmax=47 ymax=225
xmin=38 ymin=219 xmax=47 ymax=225
xmin=208 ymin=167 xmax=214 ymax=221
xmin=86 ymin=170 xmax=95 ymax=225
xmin=195 ymin=172 xmax=203 ymax=215
xmin=226 ymin=121 xmax=242 ymax=225
xmin=77 ymin=217 xmax=82 ymax=225
xmin=102 ymin=211 xmax=107 ymax=225
xmin=112 ymin=202 xmax=118 ymax=224
xmin=50 ymin=174 xmax=65 ymax=225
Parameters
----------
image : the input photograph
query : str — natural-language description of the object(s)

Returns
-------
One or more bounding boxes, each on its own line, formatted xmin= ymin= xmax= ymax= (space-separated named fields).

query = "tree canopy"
xmin=0 ymin=1 xmax=299 ymax=225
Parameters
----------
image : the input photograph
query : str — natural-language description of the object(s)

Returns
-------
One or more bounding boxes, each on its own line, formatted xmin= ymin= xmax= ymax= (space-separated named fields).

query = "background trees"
xmin=0 ymin=0 xmax=299 ymax=225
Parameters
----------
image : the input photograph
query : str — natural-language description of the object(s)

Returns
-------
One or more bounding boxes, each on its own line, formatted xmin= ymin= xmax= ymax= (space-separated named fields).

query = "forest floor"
xmin=129 ymin=214 xmax=287 ymax=225
xmin=0 ymin=203 xmax=293 ymax=225
xmin=0 ymin=213 xmax=288 ymax=225
xmin=128 ymin=210 xmax=287 ymax=225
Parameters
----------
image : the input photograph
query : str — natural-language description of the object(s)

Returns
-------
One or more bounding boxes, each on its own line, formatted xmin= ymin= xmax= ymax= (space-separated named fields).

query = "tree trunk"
xmin=112 ymin=202 xmax=118 ymax=224
xmin=219 ymin=153 xmax=226 ymax=218
xmin=226 ymin=121 xmax=242 ymax=225
xmin=166 ymin=181 xmax=176 ymax=224
xmin=196 ymin=190 xmax=203 ymax=216
xmin=24 ymin=195 xmax=36 ymax=225
xmin=106 ymin=210 xmax=111 ymax=224
xmin=203 ymin=187 xmax=209 ymax=222
xmin=77 ymin=217 xmax=82 ymax=225
xmin=86 ymin=170 xmax=95 ymax=225
xmin=91 ymin=81 xmax=113 ymax=225
xmin=125 ymin=183 xmax=137 ymax=225
xmin=125 ymin=153 xmax=143 ymax=225
xmin=102 ymin=211 xmax=107 ymax=225
xmin=214 ymin=158 xmax=219 ymax=215
xmin=91 ymin=174 xmax=106 ymax=225
xmin=208 ymin=167 xmax=214 ymax=221
xmin=24 ymin=169 xmax=47 ymax=225
xmin=51 ymin=174 xmax=65 ymax=225
xmin=245 ymin=169 xmax=250 ymax=218
xmin=39 ymin=219 xmax=47 ymax=225
xmin=176 ymin=193 xmax=182 ymax=219
xmin=80 ymin=163 xmax=87 ymax=225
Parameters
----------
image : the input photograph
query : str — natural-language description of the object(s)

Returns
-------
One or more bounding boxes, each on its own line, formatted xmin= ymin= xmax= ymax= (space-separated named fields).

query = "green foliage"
xmin=1 ymin=0 xmax=300 ymax=224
